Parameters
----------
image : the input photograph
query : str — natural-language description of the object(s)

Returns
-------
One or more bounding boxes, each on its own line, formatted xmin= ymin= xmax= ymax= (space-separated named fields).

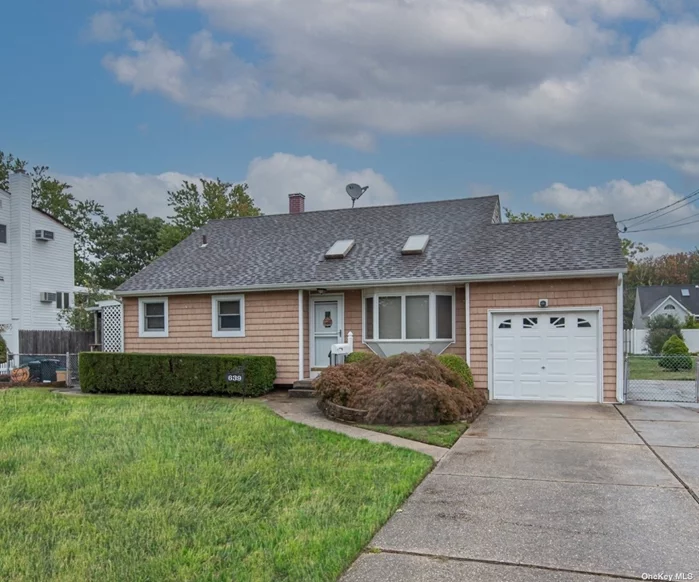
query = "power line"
xmin=625 ymin=192 xmax=699 ymax=229
xmin=617 ymin=188 xmax=699 ymax=229
xmin=623 ymin=213 xmax=699 ymax=233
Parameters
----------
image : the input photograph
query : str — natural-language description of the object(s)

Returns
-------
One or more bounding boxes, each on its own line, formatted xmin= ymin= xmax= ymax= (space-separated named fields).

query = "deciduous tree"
xmin=91 ymin=210 xmax=166 ymax=289
xmin=159 ymin=178 xmax=261 ymax=254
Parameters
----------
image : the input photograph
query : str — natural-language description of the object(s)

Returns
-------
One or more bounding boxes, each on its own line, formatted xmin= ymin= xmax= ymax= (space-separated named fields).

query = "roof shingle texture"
xmin=117 ymin=196 xmax=626 ymax=293
xmin=638 ymin=285 xmax=699 ymax=316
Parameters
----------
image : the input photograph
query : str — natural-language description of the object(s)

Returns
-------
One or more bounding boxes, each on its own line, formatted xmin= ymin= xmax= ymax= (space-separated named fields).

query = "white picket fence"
xmin=624 ymin=329 xmax=699 ymax=354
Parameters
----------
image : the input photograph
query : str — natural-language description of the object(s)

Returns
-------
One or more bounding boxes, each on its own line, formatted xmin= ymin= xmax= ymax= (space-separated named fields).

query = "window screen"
xmin=436 ymin=295 xmax=453 ymax=339
xmin=218 ymin=300 xmax=241 ymax=331
xmin=378 ymin=297 xmax=402 ymax=339
xmin=364 ymin=296 xmax=374 ymax=340
xmin=406 ymin=296 xmax=429 ymax=339
xmin=144 ymin=302 xmax=166 ymax=331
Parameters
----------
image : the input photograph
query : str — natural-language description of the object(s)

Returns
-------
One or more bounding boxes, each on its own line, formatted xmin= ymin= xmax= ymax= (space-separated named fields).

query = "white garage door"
xmin=492 ymin=311 xmax=599 ymax=402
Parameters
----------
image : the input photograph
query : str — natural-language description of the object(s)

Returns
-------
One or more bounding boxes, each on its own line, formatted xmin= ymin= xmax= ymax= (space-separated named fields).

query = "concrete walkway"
xmin=343 ymin=401 xmax=699 ymax=581
xmin=261 ymin=392 xmax=448 ymax=461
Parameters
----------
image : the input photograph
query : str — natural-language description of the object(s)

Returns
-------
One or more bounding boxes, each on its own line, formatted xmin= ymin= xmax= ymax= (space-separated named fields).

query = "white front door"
xmin=310 ymin=296 xmax=344 ymax=373
xmin=492 ymin=311 xmax=599 ymax=402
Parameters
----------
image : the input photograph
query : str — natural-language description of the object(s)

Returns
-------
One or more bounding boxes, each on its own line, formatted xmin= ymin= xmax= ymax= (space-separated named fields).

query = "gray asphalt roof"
xmin=116 ymin=195 xmax=627 ymax=293
xmin=638 ymin=285 xmax=699 ymax=316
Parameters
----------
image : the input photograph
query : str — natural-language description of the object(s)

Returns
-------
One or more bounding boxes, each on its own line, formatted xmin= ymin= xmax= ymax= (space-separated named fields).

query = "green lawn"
xmin=628 ymin=355 xmax=697 ymax=381
xmin=0 ymin=390 xmax=432 ymax=582
xmin=357 ymin=422 xmax=469 ymax=447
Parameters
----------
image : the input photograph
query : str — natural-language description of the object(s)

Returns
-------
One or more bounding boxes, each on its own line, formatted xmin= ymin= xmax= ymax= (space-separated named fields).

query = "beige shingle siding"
xmin=123 ymin=291 xmax=300 ymax=384
xmin=469 ymin=278 xmax=619 ymax=403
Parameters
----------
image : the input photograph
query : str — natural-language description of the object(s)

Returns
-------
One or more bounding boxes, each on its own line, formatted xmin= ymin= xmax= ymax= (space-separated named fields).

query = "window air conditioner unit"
xmin=40 ymin=292 xmax=57 ymax=303
xmin=35 ymin=230 xmax=55 ymax=241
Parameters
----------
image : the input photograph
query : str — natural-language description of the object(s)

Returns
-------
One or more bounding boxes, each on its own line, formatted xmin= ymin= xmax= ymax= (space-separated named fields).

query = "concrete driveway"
xmin=342 ymin=402 xmax=699 ymax=581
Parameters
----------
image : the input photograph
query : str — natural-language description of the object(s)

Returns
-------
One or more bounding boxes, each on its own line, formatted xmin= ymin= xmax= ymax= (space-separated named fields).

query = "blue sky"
xmin=1 ymin=0 xmax=698 ymax=256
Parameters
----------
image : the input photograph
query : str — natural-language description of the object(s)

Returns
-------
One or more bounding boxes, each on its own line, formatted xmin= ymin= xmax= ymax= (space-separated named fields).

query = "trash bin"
xmin=41 ymin=359 xmax=60 ymax=383
xmin=27 ymin=361 xmax=42 ymax=383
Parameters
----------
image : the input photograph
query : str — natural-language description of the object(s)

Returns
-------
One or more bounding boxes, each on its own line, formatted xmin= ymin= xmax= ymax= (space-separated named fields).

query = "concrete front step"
xmin=290 ymin=379 xmax=317 ymax=398
xmin=289 ymin=388 xmax=317 ymax=398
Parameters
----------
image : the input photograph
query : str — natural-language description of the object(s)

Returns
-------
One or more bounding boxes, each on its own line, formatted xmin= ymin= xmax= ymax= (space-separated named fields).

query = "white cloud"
xmin=56 ymin=171 xmax=203 ymax=218
xmin=533 ymin=179 xmax=699 ymax=246
xmin=92 ymin=2 xmax=699 ymax=173
xmin=57 ymin=153 xmax=398 ymax=218
xmin=88 ymin=12 xmax=127 ymax=42
xmin=103 ymin=35 xmax=188 ymax=101
xmin=245 ymin=153 xmax=398 ymax=214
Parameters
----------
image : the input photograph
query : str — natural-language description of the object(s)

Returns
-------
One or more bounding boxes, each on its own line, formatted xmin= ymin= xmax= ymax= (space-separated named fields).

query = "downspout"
xmin=298 ymin=290 xmax=304 ymax=380
xmin=465 ymin=283 xmax=471 ymax=365
xmin=616 ymin=273 xmax=624 ymax=403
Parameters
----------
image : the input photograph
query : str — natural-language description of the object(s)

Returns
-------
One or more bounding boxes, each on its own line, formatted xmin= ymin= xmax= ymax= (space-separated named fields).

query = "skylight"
xmin=325 ymin=239 xmax=355 ymax=259
xmin=402 ymin=235 xmax=430 ymax=255
xmin=682 ymin=289 xmax=690 ymax=297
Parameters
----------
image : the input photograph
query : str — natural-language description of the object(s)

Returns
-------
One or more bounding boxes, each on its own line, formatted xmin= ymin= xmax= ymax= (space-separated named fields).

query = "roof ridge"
xmin=496 ymin=214 xmax=616 ymax=226
xmin=208 ymin=194 xmax=501 ymax=223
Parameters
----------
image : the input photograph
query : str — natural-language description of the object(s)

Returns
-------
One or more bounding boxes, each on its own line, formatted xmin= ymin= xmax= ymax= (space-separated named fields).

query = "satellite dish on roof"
xmin=346 ymin=183 xmax=369 ymax=208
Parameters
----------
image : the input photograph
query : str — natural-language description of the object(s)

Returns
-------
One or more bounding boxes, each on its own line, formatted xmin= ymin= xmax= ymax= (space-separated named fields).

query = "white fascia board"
xmin=116 ymin=268 xmax=627 ymax=297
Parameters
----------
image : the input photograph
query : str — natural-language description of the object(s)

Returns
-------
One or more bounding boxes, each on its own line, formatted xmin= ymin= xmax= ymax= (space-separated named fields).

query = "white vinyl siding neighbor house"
xmin=0 ymin=172 xmax=75 ymax=356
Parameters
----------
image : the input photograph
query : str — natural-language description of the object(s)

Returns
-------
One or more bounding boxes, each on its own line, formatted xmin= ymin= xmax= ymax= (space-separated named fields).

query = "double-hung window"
xmin=0 ymin=224 xmax=6 ymax=244
xmin=212 ymin=295 xmax=245 ymax=337
xmin=366 ymin=291 xmax=454 ymax=342
xmin=56 ymin=292 xmax=70 ymax=309
xmin=139 ymin=297 xmax=169 ymax=338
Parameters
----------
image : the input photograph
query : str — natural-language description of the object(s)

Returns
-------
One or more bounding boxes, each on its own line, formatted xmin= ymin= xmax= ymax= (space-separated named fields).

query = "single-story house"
xmin=632 ymin=285 xmax=699 ymax=329
xmin=115 ymin=193 xmax=627 ymax=403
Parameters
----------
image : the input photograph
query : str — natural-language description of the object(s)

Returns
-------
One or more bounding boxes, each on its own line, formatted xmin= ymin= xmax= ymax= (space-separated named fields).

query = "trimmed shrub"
xmin=437 ymin=354 xmax=474 ymax=388
xmin=644 ymin=314 xmax=684 ymax=355
xmin=345 ymin=351 xmax=376 ymax=364
xmin=659 ymin=335 xmax=693 ymax=370
xmin=314 ymin=351 xmax=487 ymax=425
xmin=0 ymin=335 xmax=6 ymax=364
xmin=80 ymin=352 xmax=276 ymax=396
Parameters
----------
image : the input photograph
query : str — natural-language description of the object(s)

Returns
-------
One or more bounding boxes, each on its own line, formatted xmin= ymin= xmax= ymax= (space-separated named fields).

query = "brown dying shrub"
xmin=314 ymin=351 xmax=487 ymax=425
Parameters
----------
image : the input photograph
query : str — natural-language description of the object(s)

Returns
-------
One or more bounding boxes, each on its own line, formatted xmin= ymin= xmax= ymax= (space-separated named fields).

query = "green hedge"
xmin=80 ymin=353 xmax=277 ymax=397
xmin=437 ymin=354 xmax=474 ymax=388
xmin=345 ymin=351 xmax=375 ymax=364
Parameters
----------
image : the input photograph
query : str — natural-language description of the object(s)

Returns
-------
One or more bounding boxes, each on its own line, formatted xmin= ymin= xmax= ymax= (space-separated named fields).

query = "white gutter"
xmin=115 ymin=268 xmax=627 ymax=297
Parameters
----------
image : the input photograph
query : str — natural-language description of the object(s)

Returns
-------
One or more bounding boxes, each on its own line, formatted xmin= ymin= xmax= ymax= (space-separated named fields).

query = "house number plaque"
xmin=226 ymin=367 xmax=245 ymax=383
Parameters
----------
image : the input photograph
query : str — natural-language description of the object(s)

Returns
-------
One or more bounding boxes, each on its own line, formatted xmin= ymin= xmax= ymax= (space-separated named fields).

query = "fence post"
xmin=66 ymin=351 xmax=71 ymax=388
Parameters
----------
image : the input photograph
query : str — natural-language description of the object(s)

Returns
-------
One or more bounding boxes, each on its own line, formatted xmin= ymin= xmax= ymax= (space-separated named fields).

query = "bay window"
xmin=366 ymin=291 xmax=455 ymax=342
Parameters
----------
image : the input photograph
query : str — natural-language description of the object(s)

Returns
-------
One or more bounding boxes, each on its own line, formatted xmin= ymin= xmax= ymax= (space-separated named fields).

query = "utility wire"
xmin=623 ymin=213 xmax=699 ymax=233
xmin=625 ymin=193 xmax=699 ymax=229
xmin=617 ymin=188 xmax=699 ymax=229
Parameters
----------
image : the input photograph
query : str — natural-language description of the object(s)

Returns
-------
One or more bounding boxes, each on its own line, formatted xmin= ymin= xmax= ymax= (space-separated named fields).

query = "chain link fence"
xmin=1 ymin=353 xmax=81 ymax=388
xmin=625 ymin=354 xmax=699 ymax=403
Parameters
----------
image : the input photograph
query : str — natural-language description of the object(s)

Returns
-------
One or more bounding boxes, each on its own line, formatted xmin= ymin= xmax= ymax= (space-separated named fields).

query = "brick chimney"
xmin=288 ymin=193 xmax=305 ymax=214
